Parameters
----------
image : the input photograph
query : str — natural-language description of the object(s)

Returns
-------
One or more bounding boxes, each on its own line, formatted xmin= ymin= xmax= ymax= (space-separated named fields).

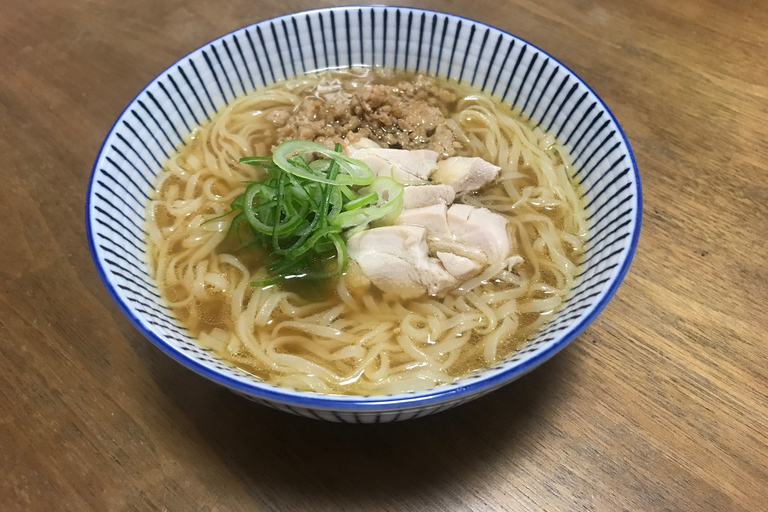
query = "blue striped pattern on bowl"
xmin=86 ymin=6 xmax=641 ymax=423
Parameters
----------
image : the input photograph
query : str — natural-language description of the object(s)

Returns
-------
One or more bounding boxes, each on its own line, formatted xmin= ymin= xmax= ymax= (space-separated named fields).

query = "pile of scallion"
xmin=225 ymin=140 xmax=403 ymax=287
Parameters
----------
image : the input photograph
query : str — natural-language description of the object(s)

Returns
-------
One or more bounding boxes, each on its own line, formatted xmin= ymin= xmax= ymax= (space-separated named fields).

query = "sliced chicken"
xmin=432 ymin=156 xmax=501 ymax=195
xmin=397 ymin=204 xmax=451 ymax=238
xmin=402 ymin=184 xmax=456 ymax=209
xmin=346 ymin=138 xmax=439 ymax=185
xmin=396 ymin=204 xmax=511 ymax=265
xmin=446 ymin=205 xmax=510 ymax=264
xmin=347 ymin=226 xmax=457 ymax=299
xmin=436 ymin=251 xmax=481 ymax=280
xmin=347 ymin=137 xmax=382 ymax=150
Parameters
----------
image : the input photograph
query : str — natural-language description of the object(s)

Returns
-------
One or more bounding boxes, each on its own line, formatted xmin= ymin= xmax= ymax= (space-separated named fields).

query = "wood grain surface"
xmin=1 ymin=0 xmax=766 ymax=510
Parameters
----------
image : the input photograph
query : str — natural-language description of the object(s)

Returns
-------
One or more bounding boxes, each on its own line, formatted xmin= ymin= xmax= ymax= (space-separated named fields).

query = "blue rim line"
xmin=85 ymin=6 xmax=642 ymax=411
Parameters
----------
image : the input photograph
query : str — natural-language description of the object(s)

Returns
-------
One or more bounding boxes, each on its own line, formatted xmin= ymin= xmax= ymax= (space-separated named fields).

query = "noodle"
xmin=145 ymin=69 xmax=587 ymax=395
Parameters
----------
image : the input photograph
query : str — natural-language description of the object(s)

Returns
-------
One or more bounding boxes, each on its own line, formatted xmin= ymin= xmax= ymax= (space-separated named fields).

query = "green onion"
xmin=343 ymin=192 xmax=378 ymax=211
xmin=230 ymin=139 xmax=403 ymax=287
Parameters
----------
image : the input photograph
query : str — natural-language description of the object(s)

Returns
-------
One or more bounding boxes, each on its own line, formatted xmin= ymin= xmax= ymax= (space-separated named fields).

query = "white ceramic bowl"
xmin=86 ymin=6 xmax=641 ymax=422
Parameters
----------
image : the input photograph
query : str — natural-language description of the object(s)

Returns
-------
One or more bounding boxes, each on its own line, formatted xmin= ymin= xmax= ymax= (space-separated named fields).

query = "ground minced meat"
xmin=273 ymin=73 xmax=463 ymax=158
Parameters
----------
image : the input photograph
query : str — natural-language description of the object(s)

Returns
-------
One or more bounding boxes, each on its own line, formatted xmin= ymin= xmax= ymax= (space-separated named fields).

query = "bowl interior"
xmin=86 ymin=6 xmax=640 ymax=418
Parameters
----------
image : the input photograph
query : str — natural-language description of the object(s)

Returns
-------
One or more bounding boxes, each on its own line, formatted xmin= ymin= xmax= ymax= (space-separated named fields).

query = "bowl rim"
xmin=85 ymin=5 xmax=642 ymax=411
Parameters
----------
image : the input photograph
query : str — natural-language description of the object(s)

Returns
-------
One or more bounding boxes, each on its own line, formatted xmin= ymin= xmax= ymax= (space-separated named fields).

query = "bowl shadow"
xmin=143 ymin=334 xmax=577 ymax=509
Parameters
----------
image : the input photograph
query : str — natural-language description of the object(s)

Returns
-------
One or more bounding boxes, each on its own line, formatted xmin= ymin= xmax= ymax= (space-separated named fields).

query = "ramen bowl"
xmin=86 ymin=6 xmax=641 ymax=422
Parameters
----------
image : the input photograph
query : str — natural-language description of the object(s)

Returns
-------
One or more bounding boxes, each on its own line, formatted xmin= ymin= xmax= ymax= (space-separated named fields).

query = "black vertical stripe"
xmin=586 ymin=181 xmax=631 ymax=210
xmin=415 ymin=13 xmax=426 ymax=72
xmin=491 ymin=39 xmax=514 ymax=97
xmin=521 ymin=56 xmax=547 ymax=114
xmin=177 ymin=67 xmax=210 ymax=121
xmin=212 ymin=45 xmax=237 ymax=98
xmin=584 ymin=165 xmax=631 ymax=200
xmin=96 ymin=178 xmax=145 ymax=210
xmin=98 ymin=244 xmax=149 ymax=275
xmin=95 ymin=220 xmax=145 ymax=254
xmin=144 ymin=93 xmax=184 ymax=147
xmin=232 ymin=35 xmax=256 ymax=91
xmin=471 ymin=28 xmax=490 ymax=86
xmin=302 ymin=408 xmax=324 ymax=421
xmin=447 ymin=20 xmax=462 ymax=78
xmin=382 ymin=9 xmax=389 ymax=67
xmin=244 ymin=31 xmax=268 ymax=87
xmin=94 ymin=199 xmax=145 ymax=235
xmin=581 ymin=246 xmax=624 ymax=267
xmin=435 ymin=17 xmax=449 ymax=77
xmin=481 ymin=34 xmax=504 ymax=92
xmin=255 ymin=26 xmax=276 ymax=82
xmin=546 ymin=82 xmax=578 ymax=132
xmin=563 ymin=101 xmax=595 ymax=146
xmin=584 ymin=226 xmax=630 ymax=255
xmin=97 ymin=235 xmax=142 ymax=264
xmin=404 ymin=11 xmax=413 ymax=70
xmin=120 ymin=122 xmax=162 ymax=167
xmin=108 ymin=146 xmax=149 ymax=186
xmin=394 ymin=9 xmax=401 ymax=69
xmin=107 ymin=150 xmax=153 ymax=189
xmin=562 ymin=286 xmax=605 ymax=308
xmin=344 ymin=10 xmax=352 ymax=67
xmin=357 ymin=9 xmax=365 ymax=65
xmin=561 ymin=284 xmax=607 ymax=309
xmin=137 ymin=99 xmax=178 ymax=150
xmin=556 ymin=91 xmax=588 ymax=139
xmin=329 ymin=10 xmax=339 ymax=68
xmin=582 ymin=158 xmax=628 ymax=193
xmin=588 ymin=212 xmax=632 ymax=242
xmin=304 ymin=15 xmax=319 ymax=70
xmin=426 ymin=14 xmax=438 ymax=75
xmin=291 ymin=17 xmax=306 ymax=74
xmin=587 ymin=195 xmax=632 ymax=223
xmin=458 ymin=24 xmax=476 ymax=84
xmin=318 ymin=13 xmax=329 ymax=69
xmin=99 ymin=171 xmax=147 ymax=206
xmin=370 ymin=9 xmax=376 ymax=67
xmin=280 ymin=20 xmax=297 ymax=77
xmin=103 ymin=255 xmax=153 ymax=282
xmin=115 ymin=284 xmax=157 ymax=305
xmin=513 ymin=52 xmax=538 ymax=106
xmin=578 ymin=142 xmax=622 ymax=182
xmin=269 ymin=23 xmax=288 ymax=79
xmin=536 ymin=74 xmax=570 ymax=128
xmin=131 ymin=109 xmax=173 ymax=158
xmin=501 ymin=44 xmax=526 ymax=103
xmin=159 ymin=80 xmax=194 ymax=131
xmin=528 ymin=65 xmax=558 ymax=121
xmin=573 ymin=117 xmax=609 ymax=158
xmin=131 ymin=306 xmax=184 ymax=331
xmin=189 ymin=60 xmax=217 ymax=113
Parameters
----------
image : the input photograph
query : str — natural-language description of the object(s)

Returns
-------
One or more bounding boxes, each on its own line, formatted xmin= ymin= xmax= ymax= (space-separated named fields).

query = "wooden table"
xmin=2 ymin=0 xmax=766 ymax=510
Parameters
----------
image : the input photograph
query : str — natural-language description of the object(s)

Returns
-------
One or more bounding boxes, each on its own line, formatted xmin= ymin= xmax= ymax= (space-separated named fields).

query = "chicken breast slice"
xmin=346 ymin=141 xmax=439 ymax=185
xmin=347 ymin=137 xmax=382 ymax=150
xmin=402 ymin=184 xmax=456 ymax=209
xmin=436 ymin=251 xmax=481 ymax=280
xmin=347 ymin=226 xmax=457 ymax=299
xmin=397 ymin=204 xmax=451 ymax=238
xmin=432 ymin=156 xmax=501 ymax=195
xmin=396 ymin=204 xmax=511 ymax=265
xmin=446 ymin=205 xmax=510 ymax=264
